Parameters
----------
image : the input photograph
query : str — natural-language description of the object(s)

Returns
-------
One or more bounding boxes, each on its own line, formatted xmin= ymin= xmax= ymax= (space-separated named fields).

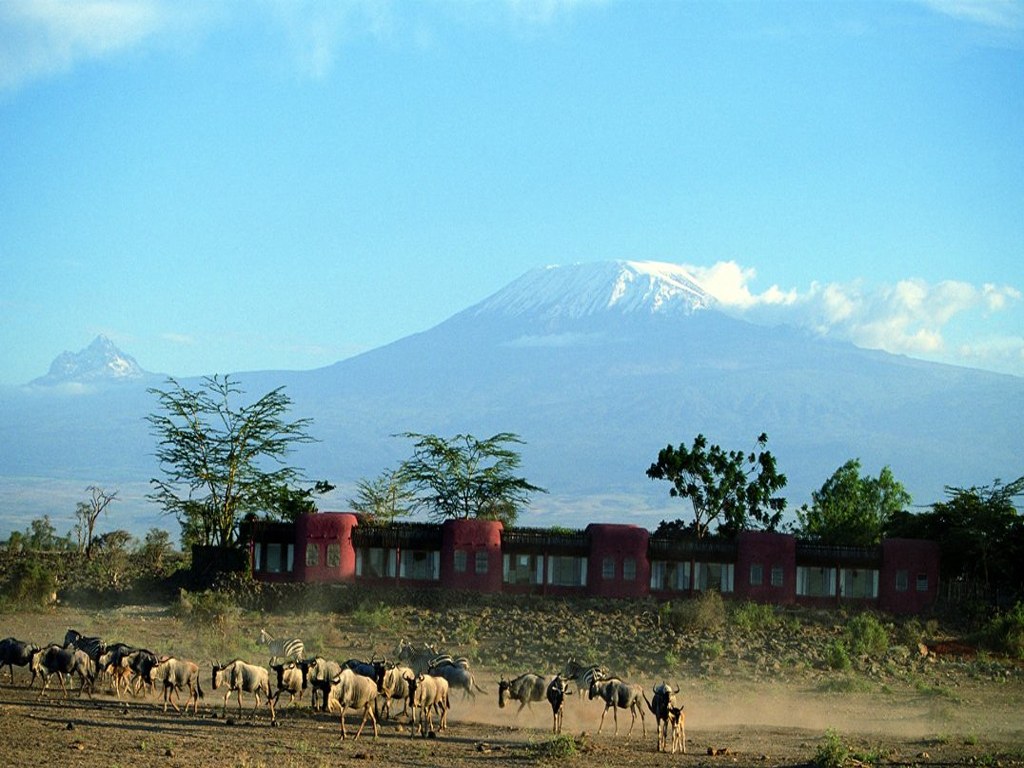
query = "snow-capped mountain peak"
xmin=31 ymin=335 xmax=146 ymax=386
xmin=472 ymin=260 xmax=715 ymax=320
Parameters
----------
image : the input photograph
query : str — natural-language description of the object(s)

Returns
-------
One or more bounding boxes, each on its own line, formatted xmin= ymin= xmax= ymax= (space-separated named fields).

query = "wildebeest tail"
xmin=196 ymin=679 xmax=205 ymax=699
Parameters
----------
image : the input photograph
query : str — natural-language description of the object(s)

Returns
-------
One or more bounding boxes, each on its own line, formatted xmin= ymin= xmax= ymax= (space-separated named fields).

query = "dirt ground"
xmin=2 ymin=605 xmax=1023 ymax=768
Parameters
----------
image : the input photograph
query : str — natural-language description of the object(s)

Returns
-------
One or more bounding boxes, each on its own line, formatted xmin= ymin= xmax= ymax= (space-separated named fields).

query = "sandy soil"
xmin=1 ymin=605 xmax=1022 ymax=768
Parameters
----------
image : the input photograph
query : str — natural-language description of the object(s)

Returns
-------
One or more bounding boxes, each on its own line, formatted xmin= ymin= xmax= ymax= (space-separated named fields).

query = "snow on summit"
xmin=474 ymin=260 xmax=715 ymax=320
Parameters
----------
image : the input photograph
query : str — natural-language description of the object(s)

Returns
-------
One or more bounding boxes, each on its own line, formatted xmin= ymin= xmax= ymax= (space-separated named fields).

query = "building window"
xmin=475 ymin=551 xmax=489 ymax=574
xmin=547 ymin=556 xmax=587 ymax=587
xmin=895 ymin=570 xmax=909 ymax=592
xmin=797 ymin=566 xmax=836 ymax=597
xmin=327 ymin=543 xmax=341 ymax=568
xmin=266 ymin=543 xmax=293 ymax=573
xmin=650 ymin=561 xmax=690 ymax=591
xmin=623 ymin=557 xmax=637 ymax=582
xmin=503 ymin=553 xmax=543 ymax=585
xmin=602 ymin=557 xmax=615 ymax=580
xmin=254 ymin=545 xmax=262 ymax=572
xmin=305 ymin=543 xmax=319 ymax=567
xmin=916 ymin=573 xmax=929 ymax=592
xmin=453 ymin=549 xmax=467 ymax=573
xmin=750 ymin=564 xmax=764 ymax=586
xmin=399 ymin=550 xmax=440 ymax=581
xmin=355 ymin=547 xmax=390 ymax=578
xmin=694 ymin=562 xmax=734 ymax=593
xmin=771 ymin=566 xmax=784 ymax=587
xmin=840 ymin=568 xmax=879 ymax=599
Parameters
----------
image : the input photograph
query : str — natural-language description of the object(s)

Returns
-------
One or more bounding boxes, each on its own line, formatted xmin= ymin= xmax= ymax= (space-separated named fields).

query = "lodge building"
xmin=243 ymin=513 xmax=940 ymax=615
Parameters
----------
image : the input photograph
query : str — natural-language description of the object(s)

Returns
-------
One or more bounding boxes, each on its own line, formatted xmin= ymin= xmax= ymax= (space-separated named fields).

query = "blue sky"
xmin=1 ymin=0 xmax=1022 ymax=387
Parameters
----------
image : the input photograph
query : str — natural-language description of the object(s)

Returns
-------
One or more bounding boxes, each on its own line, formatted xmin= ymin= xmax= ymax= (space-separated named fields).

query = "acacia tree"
xmin=796 ymin=459 xmax=911 ymax=546
xmin=397 ymin=432 xmax=546 ymax=526
xmin=74 ymin=485 xmax=119 ymax=559
xmin=348 ymin=468 xmax=416 ymax=524
xmin=147 ymin=375 xmax=316 ymax=548
xmin=646 ymin=433 xmax=787 ymax=538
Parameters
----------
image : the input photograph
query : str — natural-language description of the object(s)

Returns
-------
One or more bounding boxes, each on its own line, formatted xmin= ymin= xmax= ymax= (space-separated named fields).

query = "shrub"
xmin=531 ymin=734 xmax=579 ymax=759
xmin=813 ymin=729 xmax=848 ymax=768
xmin=1 ymin=557 xmax=57 ymax=608
xmin=825 ymin=639 xmax=852 ymax=671
xmin=978 ymin=602 xmax=1024 ymax=660
xmin=846 ymin=613 xmax=889 ymax=657
xmin=732 ymin=600 xmax=778 ymax=631
xmin=663 ymin=590 xmax=727 ymax=632
xmin=173 ymin=588 xmax=239 ymax=623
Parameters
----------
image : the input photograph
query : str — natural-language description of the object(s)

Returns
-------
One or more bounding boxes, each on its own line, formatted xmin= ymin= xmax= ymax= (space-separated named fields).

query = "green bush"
xmin=825 ymin=639 xmax=852 ymax=671
xmin=813 ymin=729 xmax=849 ymax=768
xmin=979 ymin=601 xmax=1024 ymax=660
xmin=1 ymin=557 xmax=57 ymax=608
xmin=732 ymin=600 xmax=778 ymax=631
xmin=846 ymin=613 xmax=889 ymax=657
xmin=531 ymin=734 xmax=579 ymax=759
xmin=663 ymin=590 xmax=727 ymax=632
xmin=173 ymin=588 xmax=239 ymax=623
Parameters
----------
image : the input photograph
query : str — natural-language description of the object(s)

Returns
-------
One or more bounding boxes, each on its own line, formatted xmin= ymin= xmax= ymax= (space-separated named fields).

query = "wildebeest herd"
xmin=0 ymin=630 xmax=686 ymax=752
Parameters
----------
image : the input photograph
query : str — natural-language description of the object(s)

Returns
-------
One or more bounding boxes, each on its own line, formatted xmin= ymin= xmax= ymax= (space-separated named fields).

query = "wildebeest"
xmin=0 ymin=637 xmax=39 ymax=685
xmin=378 ymin=664 xmax=414 ymax=720
xmin=429 ymin=662 xmax=486 ymax=699
xmin=307 ymin=656 xmax=342 ymax=711
xmin=644 ymin=682 xmax=681 ymax=752
xmin=589 ymin=677 xmax=647 ymax=737
xmin=327 ymin=668 xmax=380 ymax=740
xmin=152 ymin=656 xmax=204 ymax=715
xmin=343 ymin=656 xmax=386 ymax=682
xmin=406 ymin=672 xmax=450 ymax=737
xmin=212 ymin=659 xmax=275 ymax=720
xmin=125 ymin=648 xmax=160 ymax=697
xmin=30 ymin=644 xmax=95 ymax=698
xmin=270 ymin=660 xmax=307 ymax=708
xmin=498 ymin=672 xmax=557 ymax=714
xmin=257 ymin=629 xmax=304 ymax=666
xmin=546 ymin=675 xmax=571 ymax=734
xmin=668 ymin=703 xmax=686 ymax=754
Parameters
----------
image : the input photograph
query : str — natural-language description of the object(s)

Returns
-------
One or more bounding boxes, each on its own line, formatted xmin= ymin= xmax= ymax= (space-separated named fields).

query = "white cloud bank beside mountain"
xmin=687 ymin=261 xmax=1023 ymax=376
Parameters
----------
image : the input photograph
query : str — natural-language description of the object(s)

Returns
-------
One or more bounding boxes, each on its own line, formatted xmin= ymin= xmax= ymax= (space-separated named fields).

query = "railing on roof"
xmin=502 ymin=526 xmax=589 ymax=554
xmin=647 ymin=536 xmax=738 ymax=560
xmin=795 ymin=542 xmax=882 ymax=567
xmin=351 ymin=522 xmax=443 ymax=549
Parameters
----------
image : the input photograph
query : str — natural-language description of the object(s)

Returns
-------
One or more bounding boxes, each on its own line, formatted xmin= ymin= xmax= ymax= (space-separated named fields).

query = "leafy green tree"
xmin=886 ymin=476 xmax=1024 ymax=600
xmin=348 ymin=468 xmax=415 ymax=524
xmin=397 ymin=432 xmax=546 ymax=526
xmin=147 ymin=375 xmax=316 ymax=548
xmin=270 ymin=480 xmax=336 ymax=522
xmin=647 ymin=433 xmax=787 ymax=538
xmin=797 ymin=459 xmax=911 ymax=546
xmin=134 ymin=528 xmax=174 ymax=576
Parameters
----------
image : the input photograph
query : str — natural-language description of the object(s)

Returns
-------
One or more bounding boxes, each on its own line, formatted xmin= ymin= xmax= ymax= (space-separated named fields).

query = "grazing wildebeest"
xmin=546 ymin=675 xmax=571 ymax=734
xmin=30 ymin=644 xmax=95 ymax=698
xmin=379 ymin=664 xmax=414 ymax=720
xmin=498 ymin=672 xmax=557 ymax=714
xmin=327 ymin=668 xmax=380 ymax=741
xmin=644 ymin=682 xmax=681 ymax=752
xmin=212 ymin=659 xmax=275 ymax=720
xmin=0 ymin=637 xmax=39 ymax=685
xmin=429 ymin=662 xmax=486 ymax=700
xmin=589 ymin=676 xmax=647 ymax=737
xmin=406 ymin=672 xmax=450 ymax=737
xmin=270 ymin=660 xmax=308 ymax=708
xmin=307 ymin=656 xmax=341 ymax=711
xmin=257 ymin=629 xmax=304 ymax=667
xmin=152 ymin=656 xmax=204 ymax=715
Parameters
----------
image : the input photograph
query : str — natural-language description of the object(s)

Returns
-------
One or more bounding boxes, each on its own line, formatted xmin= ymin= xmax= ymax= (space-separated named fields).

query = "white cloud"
xmin=685 ymin=261 xmax=1023 ymax=374
xmin=920 ymin=0 xmax=1024 ymax=30
xmin=0 ymin=0 xmax=179 ymax=92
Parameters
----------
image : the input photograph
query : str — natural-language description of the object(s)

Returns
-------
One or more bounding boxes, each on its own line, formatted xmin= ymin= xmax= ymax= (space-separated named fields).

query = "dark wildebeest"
xmin=498 ymin=672 xmax=557 ymax=714
xmin=643 ymin=682 xmax=681 ymax=752
xmin=546 ymin=675 xmax=571 ymax=734
xmin=0 ymin=637 xmax=39 ymax=685
xmin=30 ymin=644 xmax=95 ymax=698
xmin=589 ymin=676 xmax=647 ymax=737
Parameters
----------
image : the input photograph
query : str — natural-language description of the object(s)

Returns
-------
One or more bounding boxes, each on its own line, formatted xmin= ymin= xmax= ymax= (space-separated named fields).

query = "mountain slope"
xmin=1 ymin=261 xmax=1021 ymax=535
